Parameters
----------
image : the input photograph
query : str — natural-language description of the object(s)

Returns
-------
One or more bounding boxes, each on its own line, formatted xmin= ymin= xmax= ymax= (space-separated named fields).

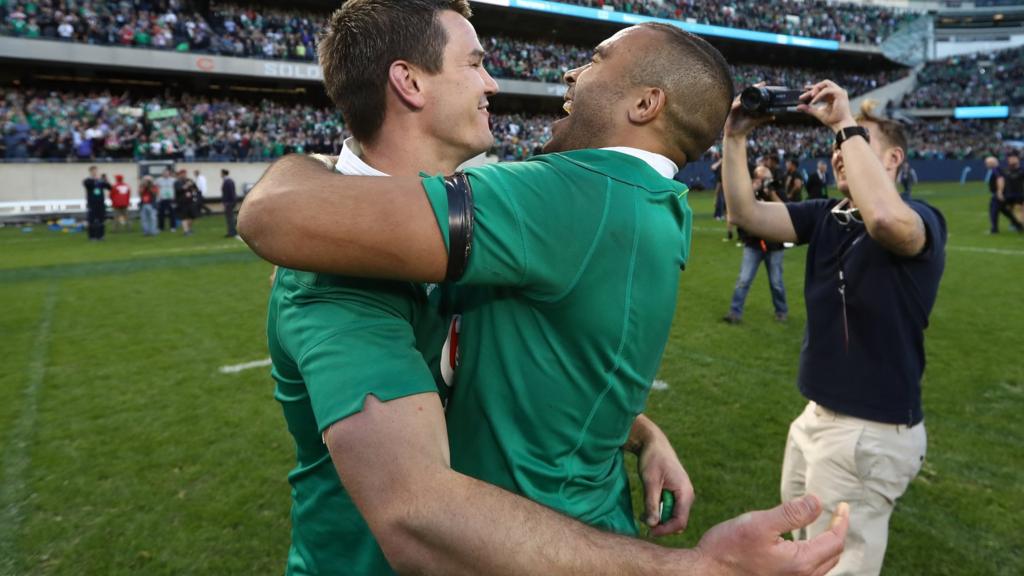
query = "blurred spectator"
xmin=173 ymin=168 xmax=198 ymax=236
xmin=156 ymin=167 xmax=177 ymax=231
xmin=83 ymin=165 xmax=109 ymax=241
xmin=139 ymin=175 xmax=159 ymax=236
xmin=221 ymin=168 xmax=237 ymax=238
xmin=110 ymin=173 xmax=132 ymax=230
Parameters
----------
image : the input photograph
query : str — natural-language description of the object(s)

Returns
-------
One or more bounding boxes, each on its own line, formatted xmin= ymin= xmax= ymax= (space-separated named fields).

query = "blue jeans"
xmin=140 ymin=204 xmax=158 ymax=235
xmin=729 ymin=246 xmax=788 ymax=316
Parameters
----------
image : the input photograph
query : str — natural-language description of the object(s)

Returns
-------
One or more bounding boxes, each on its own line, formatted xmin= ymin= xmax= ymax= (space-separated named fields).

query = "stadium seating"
xmin=0 ymin=88 xmax=350 ymax=161
xmin=556 ymin=0 xmax=920 ymax=45
xmin=901 ymin=45 xmax=1024 ymax=108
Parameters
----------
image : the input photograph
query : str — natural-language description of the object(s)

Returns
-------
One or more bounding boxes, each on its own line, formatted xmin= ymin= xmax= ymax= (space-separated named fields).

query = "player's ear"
xmin=388 ymin=60 xmax=426 ymax=110
xmin=628 ymin=87 xmax=666 ymax=125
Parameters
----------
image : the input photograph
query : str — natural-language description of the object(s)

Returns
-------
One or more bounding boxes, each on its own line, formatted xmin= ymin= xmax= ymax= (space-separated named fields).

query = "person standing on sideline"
xmin=723 ymin=165 xmax=788 ymax=324
xmin=784 ymin=157 xmax=806 ymax=202
xmin=174 ymin=169 xmax=199 ymax=236
xmin=1003 ymin=152 xmax=1024 ymax=225
xmin=221 ymin=169 xmax=237 ymax=237
xmin=985 ymin=156 xmax=1022 ymax=233
xmin=898 ymin=161 xmax=917 ymax=197
xmin=156 ymin=168 xmax=177 ymax=231
xmin=83 ymin=166 xmax=110 ymax=241
xmin=194 ymin=169 xmax=213 ymax=215
xmin=138 ymin=175 xmax=159 ymax=236
xmin=110 ymin=174 xmax=132 ymax=231
xmin=723 ymin=86 xmax=946 ymax=575
xmin=805 ymin=161 xmax=829 ymax=199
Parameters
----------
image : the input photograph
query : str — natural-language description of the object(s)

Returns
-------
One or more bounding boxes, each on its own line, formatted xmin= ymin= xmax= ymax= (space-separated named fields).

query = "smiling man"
xmin=246 ymin=15 xmax=849 ymax=576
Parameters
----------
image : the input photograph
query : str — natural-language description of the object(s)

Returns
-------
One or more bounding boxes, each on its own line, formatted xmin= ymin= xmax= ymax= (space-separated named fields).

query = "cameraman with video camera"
xmin=722 ymin=82 xmax=947 ymax=576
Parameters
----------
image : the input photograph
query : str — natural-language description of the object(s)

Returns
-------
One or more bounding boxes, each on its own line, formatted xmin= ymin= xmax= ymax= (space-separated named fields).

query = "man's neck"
xmin=360 ymin=128 xmax=463 ymax=177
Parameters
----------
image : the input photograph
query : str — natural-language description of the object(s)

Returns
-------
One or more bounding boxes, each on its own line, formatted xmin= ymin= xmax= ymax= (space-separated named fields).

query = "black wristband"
xmin=443 ymin=172 xmax=474 ymax=282
xmin=834 ymin=125 xmax=869 ymax=149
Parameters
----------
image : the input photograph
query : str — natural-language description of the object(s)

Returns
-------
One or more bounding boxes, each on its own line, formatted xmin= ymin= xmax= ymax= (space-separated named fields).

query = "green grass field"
xmin=1 ymin=183 xmax=1021 ymax=575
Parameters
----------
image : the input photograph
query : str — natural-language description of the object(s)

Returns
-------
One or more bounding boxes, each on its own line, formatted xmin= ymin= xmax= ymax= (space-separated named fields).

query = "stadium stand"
xmin=900 ymin=45 xmax=1024 ymax=108
xmin=0 ymin=88 xmax=350 ymax=161
xmin=0 ymin=0 xmax=922 ymax=62
xmin=555 ymin=0 xmax=920 ymax=45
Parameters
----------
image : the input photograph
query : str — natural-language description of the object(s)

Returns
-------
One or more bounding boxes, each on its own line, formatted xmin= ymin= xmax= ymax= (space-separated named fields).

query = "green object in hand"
xmin=659 ymin=490 xmax=675 ymax=524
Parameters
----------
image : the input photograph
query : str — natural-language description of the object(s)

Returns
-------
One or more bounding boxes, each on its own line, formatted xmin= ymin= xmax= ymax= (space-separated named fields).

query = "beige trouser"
xmin=781 ymin=401 xmax=927 ymax=576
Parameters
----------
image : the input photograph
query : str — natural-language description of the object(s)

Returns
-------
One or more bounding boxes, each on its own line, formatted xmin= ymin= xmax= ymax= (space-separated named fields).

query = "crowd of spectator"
xmin=4 ymin=86 xmax=1021 ymax=163
xmin=0 ymin=0 xmax=920 ymax=65
xmin=0 ymin=0 xmax=213 ymax=51
xmin=907 ymin=117 xmax=1024 ymax=160
xmin=205 ymin=3 xmax=320 ymax=61
xmin=900 ymin=45 xmax=1024 ymax=108
xmin=0 ymin=88 xmax=351 ymax=161
xmin=481 ymin=33 xmax=905 ymax=97
xmin=560 ymin=0 xmax=919 ymax=45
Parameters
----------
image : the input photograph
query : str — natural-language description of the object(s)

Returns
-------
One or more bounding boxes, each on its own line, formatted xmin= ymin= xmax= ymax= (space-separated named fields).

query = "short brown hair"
xmin=632 ymin=23 xmax=735 ymax=162
xmin=856 ymin=99 xmax=908 ymax=154
xmin=318 ymin=0 xmax=472 ymax=144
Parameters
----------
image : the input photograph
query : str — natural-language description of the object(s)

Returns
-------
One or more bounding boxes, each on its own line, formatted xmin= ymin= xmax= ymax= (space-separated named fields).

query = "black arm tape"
xmin=443 ymin=172 xmax=474 ymax=282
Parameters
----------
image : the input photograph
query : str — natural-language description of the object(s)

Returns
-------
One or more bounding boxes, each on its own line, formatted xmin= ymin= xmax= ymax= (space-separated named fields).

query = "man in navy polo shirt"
xmin=722 ymin=82 xmax=946 ymax=576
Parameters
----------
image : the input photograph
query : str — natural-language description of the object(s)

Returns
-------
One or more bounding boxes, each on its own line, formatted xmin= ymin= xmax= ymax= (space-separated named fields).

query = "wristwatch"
xmin=834 ymin=125 xmax=869 ymax=148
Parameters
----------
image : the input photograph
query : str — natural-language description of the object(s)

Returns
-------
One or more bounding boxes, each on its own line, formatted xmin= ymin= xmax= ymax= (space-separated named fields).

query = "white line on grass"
xmin=219 ymin=358 xmax=273 ymax=374
xmin=948 ymin=246 xmax=1024 ymax=256
xmin=0 ymin=284 xmax=57 ymax=575
xmin=130 ymin=243 xmax=249 ymax=257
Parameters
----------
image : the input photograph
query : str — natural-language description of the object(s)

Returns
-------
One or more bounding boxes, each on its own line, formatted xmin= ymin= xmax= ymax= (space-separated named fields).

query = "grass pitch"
xmin=1 ymin=183 xmax=1021 ymax=575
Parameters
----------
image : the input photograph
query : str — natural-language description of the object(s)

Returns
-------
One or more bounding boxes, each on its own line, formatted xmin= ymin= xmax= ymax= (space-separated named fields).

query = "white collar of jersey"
xmin=600 ymin=147 xmax=678 ymax=179
xmin=336 ymin=138 xmax=389 ymax=176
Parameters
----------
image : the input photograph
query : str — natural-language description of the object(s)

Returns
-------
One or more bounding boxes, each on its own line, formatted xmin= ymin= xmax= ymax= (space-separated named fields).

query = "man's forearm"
xmin=722 ymin=137 xmax=796 ymax=242
xmin=721 ymin=136 xmax=755 ymax=226
xmin=390 ymin=468 xmax=703 ymax=576
xmin=238 ymin=154 xmax=447 ymax=281
xmin=838 ymin=137 xmax=924 ymax=255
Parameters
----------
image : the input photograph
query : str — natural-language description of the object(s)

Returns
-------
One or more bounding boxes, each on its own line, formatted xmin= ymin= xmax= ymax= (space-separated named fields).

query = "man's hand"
xmin=797 ymin=80 xmax=856 ymax=131
xmin=636 ymin=429 xmax=694 ymax=536
xmin=723 ymin=82 xmax=774 ymax=139
xmin=696 ymin=495 xmax=849 ymax=576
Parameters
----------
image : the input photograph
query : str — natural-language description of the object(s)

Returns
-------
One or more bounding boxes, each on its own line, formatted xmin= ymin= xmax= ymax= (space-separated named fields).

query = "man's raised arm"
xmin=329 ymin=393 xmax=848 ymax=576
xmin=238 ymin=154 xmax=448 ymax=281
xmin=721 ymin=94 xmax=798 ymax=243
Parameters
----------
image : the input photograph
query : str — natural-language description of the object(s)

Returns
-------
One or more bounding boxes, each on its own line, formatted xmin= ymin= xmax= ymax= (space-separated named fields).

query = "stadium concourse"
xmin=0 ymin=0 xmax=1022 ymax=575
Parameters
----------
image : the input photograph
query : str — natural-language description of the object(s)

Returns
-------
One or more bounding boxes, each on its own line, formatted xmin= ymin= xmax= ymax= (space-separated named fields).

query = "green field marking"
xmin=0 ymin=284 xmax=57 ymax=576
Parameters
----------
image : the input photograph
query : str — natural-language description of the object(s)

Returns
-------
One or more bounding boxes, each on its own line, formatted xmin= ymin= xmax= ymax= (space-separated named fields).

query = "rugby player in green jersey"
xmin=243 ymin=5 xmax=849 ymax=576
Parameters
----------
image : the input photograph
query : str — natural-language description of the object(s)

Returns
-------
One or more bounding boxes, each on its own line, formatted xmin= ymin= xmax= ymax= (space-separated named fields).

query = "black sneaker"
xmin=722 ymin=313 xmax=742 ymax=325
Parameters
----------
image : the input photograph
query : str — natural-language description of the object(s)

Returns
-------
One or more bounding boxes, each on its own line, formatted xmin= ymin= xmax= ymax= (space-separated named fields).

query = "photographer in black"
xmin=722 ymin=81 xmax=946 ymax=576
xmin=723 ymin=165 xmax=789 ymax=324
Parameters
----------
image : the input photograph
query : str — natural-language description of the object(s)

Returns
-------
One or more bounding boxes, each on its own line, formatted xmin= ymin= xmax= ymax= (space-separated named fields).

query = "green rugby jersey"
xmin=422 ymin=149 xmax=692 ymax=535
xmin=267 ymin=270 xmax=449 ymax=575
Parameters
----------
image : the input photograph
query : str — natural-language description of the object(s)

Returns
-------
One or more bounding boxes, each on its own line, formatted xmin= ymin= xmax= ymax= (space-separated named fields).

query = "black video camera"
xmin=740 ymin=86 xmax=806 ymax=116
